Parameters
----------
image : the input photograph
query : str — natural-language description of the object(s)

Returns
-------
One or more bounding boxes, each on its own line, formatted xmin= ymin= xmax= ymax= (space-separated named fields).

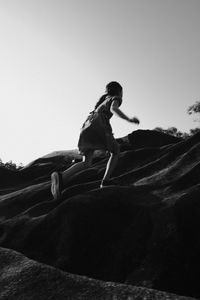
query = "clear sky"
xmin=0 ymin=0 xmax=200 ymax=165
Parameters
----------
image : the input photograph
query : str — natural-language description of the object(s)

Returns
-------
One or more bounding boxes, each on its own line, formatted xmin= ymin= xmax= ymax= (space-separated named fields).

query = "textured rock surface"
xmin=0 ymin=247 xmax=196 ymax=300
xmin=0 ymin=130 xmax=200 ymax=299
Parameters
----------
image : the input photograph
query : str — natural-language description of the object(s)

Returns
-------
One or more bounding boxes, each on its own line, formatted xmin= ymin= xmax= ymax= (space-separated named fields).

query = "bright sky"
xmin=0 ymin=0 xmax=200 ymax=165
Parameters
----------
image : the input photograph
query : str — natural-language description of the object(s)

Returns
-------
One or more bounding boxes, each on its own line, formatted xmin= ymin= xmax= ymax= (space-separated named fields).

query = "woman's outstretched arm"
xmin=110 ymin=99 xmax=140 ymax=124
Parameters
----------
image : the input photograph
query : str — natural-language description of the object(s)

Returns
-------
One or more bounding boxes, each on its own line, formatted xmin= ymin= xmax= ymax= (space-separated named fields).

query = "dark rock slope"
xmin=0 ymin=129 xmax=199 ymax=299
xmin=0 ymin=247 xmax=195 ymax=300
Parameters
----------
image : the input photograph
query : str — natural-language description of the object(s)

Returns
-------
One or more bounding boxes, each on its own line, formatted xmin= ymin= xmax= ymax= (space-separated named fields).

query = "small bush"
xmin=0 ymin=159 xmax=23 ymax=171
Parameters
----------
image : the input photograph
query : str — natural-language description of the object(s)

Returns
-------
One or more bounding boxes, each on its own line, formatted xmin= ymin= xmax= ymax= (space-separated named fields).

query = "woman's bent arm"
xmin=110 ymin=100 xmax=140 ymax=124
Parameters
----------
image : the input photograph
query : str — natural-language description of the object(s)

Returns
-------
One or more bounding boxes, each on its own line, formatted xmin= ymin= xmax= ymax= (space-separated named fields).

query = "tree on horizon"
xmin=187 ymin=101 xmax=200 ymax=116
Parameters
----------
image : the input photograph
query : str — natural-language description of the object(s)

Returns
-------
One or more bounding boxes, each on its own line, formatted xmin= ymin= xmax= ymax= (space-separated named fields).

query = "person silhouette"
xmin=51 ymin=81 xmax=140 ymax=200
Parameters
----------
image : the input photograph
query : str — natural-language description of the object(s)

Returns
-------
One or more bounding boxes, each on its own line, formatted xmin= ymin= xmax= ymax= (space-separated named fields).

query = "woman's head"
xmin=106 ymin=81 xmax=123 ymax=97
xmin=94 ymin=81 xmax=123 ymax=110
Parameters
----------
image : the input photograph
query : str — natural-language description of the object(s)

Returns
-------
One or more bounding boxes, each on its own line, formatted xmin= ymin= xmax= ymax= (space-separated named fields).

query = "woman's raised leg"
xmin=51 ymin=150 xmax=94 ymax=200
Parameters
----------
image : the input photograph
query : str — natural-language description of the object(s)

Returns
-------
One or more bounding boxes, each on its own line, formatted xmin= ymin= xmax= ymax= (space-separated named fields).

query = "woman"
xmin=51 ymin=81 xmax=140 ymax=200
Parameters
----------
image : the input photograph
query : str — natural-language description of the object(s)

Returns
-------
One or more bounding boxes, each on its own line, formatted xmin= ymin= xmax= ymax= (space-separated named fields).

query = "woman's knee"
xmin=83 ymin=150 xmax=94 ymax=167
xmin=112 ymin=143 xmax=120 ymax=156
xmin=110 ymin=149 xmax=120 ymax=159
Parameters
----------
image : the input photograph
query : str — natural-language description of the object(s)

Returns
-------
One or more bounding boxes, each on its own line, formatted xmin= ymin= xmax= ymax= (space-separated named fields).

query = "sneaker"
xmin=100 ymin=179 xmax=115 ymax=188
xmin=51 ymin=172 xmax=63 ymax=200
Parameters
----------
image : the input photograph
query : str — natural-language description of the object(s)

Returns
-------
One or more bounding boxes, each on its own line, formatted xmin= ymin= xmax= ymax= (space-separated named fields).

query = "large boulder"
xmin=0 ymin=247 xmax=194 ymax=300
xmin=0 ymin=130 xmax=200 ymax=298
xmin=128 ymin=129 xmax=182 ymax=148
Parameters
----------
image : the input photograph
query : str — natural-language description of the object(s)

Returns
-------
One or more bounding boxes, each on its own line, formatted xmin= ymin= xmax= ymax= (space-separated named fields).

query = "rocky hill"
xmin=0 ymin=129 xmax=200 ymax=299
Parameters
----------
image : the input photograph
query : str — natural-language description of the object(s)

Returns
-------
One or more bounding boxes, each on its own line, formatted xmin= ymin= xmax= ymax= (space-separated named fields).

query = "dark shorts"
xmin=78 ymin=126 xmax=119 ymax=155
xmin=78 ymin=111 xmax=119 ymax=155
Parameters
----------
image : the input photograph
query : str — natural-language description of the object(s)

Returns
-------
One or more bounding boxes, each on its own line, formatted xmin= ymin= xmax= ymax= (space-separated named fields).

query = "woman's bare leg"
xmin=62 ymin=150 xmax=94 ymax=185
xmin=101 ymin=146 xmax=120 ymax=185
xmin=51 ymin=150 xmax=94 ymax=199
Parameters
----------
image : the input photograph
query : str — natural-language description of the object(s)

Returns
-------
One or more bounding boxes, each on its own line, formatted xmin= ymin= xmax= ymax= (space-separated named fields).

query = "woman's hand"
xmin=128 ymin=117 xmax=140 ymax=124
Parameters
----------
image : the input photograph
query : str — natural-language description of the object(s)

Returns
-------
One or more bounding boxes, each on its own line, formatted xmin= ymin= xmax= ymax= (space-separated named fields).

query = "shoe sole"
xmin=51 ymin=172 xmax=61 ymax=200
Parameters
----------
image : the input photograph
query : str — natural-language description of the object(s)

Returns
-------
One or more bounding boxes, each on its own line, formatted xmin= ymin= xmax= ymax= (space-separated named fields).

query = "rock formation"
xmin=0 ymin=129 xmax=199 ymax=299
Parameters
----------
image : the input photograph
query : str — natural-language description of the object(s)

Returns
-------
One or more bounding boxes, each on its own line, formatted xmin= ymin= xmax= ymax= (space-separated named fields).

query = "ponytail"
xmin=94 ymin=94 xmax=108 ymax=110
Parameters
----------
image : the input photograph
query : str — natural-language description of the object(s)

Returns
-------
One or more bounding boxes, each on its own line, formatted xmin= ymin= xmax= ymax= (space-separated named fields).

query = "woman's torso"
xmin=95 ymin=95 xmax=122 ymax=121
xmin=81 ymin=95 xmax=122 ymax=134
